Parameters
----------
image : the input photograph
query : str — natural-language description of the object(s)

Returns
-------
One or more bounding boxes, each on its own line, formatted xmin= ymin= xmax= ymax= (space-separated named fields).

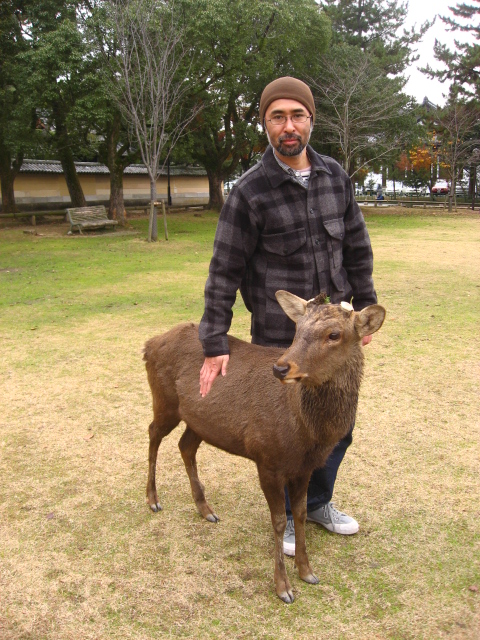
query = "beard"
xmin=267 ymin=130 xmax=310 ymax=157
xmin=277 ymin=136 xmax=307 ymax=157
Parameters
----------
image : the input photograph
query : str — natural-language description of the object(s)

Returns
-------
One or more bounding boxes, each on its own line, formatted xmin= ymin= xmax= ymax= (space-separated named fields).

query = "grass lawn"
xmin=0 ymin=209 xmax=479 ymax=639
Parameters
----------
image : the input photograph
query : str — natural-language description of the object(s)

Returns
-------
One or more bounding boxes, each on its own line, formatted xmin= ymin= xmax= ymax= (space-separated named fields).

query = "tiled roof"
xmin=20 ymin=159 xmax=206 ymax=176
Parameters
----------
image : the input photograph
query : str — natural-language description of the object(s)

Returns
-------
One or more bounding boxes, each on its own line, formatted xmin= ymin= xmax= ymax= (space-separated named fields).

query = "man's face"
xmin=264 ymin=98 xmax=312 ymax=159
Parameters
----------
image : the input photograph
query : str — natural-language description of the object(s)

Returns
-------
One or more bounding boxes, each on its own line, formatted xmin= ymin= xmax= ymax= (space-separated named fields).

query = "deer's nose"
xmin=273 ymin=364 xmax=290 ymax=380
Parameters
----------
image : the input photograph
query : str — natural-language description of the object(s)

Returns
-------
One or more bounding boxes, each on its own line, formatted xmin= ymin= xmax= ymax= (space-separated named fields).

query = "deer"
xmin=143 ymin=290 xmax=386 ymax=603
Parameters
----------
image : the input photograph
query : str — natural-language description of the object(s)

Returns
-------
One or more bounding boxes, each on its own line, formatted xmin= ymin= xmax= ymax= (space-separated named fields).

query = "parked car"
xmin=401 ymin=186 xmax=427 ymax=196
xmin=431 ymin=180 xmax=450 ymax=195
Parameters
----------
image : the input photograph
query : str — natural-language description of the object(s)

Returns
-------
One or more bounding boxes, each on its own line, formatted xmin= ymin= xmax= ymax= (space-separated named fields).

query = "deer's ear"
xmin=354 ymin=304 xmax=386 ymax=337
xmin=275 ymin=290 xmax=308 ymax=323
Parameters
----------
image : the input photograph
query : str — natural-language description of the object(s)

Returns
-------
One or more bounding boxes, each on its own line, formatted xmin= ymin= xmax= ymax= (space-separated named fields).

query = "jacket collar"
xmin=262 ymin=144 xmax=332 ymax=188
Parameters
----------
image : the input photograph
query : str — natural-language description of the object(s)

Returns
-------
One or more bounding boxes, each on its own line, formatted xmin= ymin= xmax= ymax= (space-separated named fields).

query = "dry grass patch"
xmin=0 ymin=211 xmax=479 ymax=639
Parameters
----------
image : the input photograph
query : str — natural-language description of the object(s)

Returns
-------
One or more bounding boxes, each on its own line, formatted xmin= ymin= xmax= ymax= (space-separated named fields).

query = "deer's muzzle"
xmin=273 ymin=364 xmax=290 ymax=381
xmin=273 ymin=362 xmax=308 ymax=383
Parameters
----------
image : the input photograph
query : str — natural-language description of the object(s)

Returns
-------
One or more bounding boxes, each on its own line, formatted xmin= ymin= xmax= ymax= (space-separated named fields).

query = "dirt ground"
xmin=0 ymin=210 xmax=479 ymax=639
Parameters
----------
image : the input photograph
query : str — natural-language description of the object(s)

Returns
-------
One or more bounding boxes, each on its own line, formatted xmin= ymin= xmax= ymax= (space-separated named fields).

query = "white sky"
xmin=403 ymin=0 xmax=475 ymax=105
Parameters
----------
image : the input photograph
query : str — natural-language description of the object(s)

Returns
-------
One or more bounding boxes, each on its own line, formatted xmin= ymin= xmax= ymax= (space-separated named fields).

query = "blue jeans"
xmin=285 ymin=425 xmax=354 ymax=518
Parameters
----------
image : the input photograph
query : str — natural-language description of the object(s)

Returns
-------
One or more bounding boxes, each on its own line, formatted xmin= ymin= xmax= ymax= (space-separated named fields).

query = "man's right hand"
xmin=199 ymin=355 xmax=229 ymax=397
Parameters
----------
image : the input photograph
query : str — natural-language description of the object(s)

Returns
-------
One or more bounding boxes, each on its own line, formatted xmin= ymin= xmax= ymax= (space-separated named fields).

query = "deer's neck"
xmin=299 ymin=353 xmax=364 ymax=445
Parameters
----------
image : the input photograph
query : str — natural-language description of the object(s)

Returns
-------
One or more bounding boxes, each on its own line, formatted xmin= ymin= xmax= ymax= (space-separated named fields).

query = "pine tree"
xmin=427 ymin=0 xmax=480 ymax=98
xmin=320 ymin=0 xmax=431 ymax=74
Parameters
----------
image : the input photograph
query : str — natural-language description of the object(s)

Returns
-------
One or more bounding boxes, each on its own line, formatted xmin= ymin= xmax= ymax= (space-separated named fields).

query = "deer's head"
xmin=273 ymin=291 xmax=386 ymax=386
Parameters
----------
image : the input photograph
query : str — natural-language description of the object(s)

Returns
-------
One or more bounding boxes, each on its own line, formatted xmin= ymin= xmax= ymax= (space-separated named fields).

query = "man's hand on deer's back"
xmin=199 ymin=355 xmax=229 ymax=397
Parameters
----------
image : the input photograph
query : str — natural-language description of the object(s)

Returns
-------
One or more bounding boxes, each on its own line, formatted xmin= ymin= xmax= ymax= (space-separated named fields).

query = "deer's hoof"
xmin=149 ymin=502 xmax=162 ymax=512
xmin=302 ymin=572 xmax=319 ymax=585
xmin=278 ymin=589 xmax=295 ymax=604
xmin=206 ymin=513 xmax=220 ymax=523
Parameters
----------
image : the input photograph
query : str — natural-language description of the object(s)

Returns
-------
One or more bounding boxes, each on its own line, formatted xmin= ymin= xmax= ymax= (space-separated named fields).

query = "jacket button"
xmin=309 ymin=208 xmax=315 ymax=214
xmin=314 ymin=239 xmax=320 ymax=245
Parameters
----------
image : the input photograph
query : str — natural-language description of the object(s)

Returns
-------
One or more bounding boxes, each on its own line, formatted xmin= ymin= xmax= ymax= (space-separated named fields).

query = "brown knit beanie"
xmin=259 ymin=77 xmax=315 ymax=125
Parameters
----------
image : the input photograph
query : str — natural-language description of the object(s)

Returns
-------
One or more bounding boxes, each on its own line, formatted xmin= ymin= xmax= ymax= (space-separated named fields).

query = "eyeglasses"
xmin=266 ymin=114 xmax=312 ymax=126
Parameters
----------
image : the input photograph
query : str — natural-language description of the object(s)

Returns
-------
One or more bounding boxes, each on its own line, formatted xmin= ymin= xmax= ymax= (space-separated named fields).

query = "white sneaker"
xmin=283 ymin=519 xmax=296 ymax=556
xmin=307 ymin=503 xmax=359 ymax=535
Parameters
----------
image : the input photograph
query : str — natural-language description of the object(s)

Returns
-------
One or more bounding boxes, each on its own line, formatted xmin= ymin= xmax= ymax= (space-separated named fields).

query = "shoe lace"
xmin=327 ymin=503 xmax=343 ymax=522
xmin=285 ymin=519 xmax=295 ymax=536
xmin=323 ymin=503 xmax=348 ymax=532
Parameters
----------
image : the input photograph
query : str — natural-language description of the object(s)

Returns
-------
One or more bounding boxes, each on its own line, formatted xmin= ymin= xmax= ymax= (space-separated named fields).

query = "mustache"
xmin=279 ymin=134 xmax=302 ymax=142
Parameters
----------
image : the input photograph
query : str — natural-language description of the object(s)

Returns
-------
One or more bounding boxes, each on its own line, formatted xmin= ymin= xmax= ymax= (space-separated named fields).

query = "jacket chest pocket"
xmin=260 ymin=227 xmax=307 ymax=259
xmin=323 ymin=218 xmax=345 ymax=270
xmin=260 ymin=228 xmax=313 ymax=302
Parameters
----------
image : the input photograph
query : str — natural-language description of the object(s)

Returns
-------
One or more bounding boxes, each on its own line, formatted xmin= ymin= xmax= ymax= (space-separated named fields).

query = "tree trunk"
xmin=469 ymin=164 xmax=476 ymax=200
xmin=207 ymin=170 xmax=224 ymax=210
xmin=0 ymin=143 xmax=22 ymax=213
xmin=105 ymin=112 xmax=127 ymax=224
xmin=344 ymin=151 xmax=353 ymax=178
xmin=109 ymin=164 xmax=126 ymax=224
xmin=470 ymin=164 xmax=476 ymax=210
xmin=148 ymin=178 xmax=158 ymax=242
xmin=54 ymin=107 xmax=86 ymax=207
xmin=0 ymin=170 xmax=17 ymax=213
xmin=450 ymin=177 xmax=456 ymax=211
xmin=57 ymin=146 xmax=86 ymax=207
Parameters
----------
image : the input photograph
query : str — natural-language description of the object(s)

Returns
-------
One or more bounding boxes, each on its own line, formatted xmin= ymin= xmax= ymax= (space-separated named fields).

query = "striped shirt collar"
xmin=272 ymin=149 xmax=312 ymax=189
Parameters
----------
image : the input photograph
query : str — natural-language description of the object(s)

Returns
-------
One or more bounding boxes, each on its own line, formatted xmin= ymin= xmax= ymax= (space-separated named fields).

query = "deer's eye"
xmin=329 ymin=332 xmax=340 ymax=341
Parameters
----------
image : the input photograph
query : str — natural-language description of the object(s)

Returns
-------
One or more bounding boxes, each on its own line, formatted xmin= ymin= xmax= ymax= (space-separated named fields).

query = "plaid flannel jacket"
xmin=199 ymin=145 xmax=376 ymax=356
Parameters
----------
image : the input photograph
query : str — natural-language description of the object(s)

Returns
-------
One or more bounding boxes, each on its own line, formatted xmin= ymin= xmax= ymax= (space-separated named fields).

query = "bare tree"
xmin=109 ymin=0 xmax=199 ymax=240
xmin=309 ymin=45 xmax=414 ymax=180
xmin=435 ymin=99 xmax=480 ymax=211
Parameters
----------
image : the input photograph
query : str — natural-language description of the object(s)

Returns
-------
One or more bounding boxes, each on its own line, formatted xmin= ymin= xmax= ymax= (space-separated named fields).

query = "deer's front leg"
xmin=257 ymin=466 xmax=294 ymax=604
xmin=287 ymin=475 xmax=319 ymax=585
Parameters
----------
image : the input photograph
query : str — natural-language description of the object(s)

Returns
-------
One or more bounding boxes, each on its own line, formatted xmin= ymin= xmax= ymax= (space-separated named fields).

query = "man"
xmin=198 ymin=77 xmax=377 ymax=556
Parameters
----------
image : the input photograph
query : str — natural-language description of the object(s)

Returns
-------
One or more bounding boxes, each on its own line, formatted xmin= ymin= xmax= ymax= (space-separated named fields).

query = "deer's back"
xmin=144 ymin=323 xmax=308 ymax=465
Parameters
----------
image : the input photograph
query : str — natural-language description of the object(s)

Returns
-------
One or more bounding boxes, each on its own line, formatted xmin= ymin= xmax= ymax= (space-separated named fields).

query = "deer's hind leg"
xmin=179 ymin=425 xmax=219 ymax=523
xmin=146 ymin=403 xmax=181 ymax=513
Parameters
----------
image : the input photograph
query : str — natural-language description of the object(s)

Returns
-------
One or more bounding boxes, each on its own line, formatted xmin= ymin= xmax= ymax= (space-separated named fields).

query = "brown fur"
xmin=143 ymin=292 xmax=385 ymax=603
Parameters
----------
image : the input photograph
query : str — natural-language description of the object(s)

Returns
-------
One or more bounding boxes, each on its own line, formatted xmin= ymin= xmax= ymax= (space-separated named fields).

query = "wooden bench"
xmin=66 ymin=205 xmax=118 ymax=234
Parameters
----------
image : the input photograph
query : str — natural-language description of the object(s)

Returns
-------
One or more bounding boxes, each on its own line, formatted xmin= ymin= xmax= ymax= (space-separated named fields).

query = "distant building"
xmin=422 ymin=96 xmax=438 ymax=112
xmin=10 ymin=160 xmax=209 ymax=209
